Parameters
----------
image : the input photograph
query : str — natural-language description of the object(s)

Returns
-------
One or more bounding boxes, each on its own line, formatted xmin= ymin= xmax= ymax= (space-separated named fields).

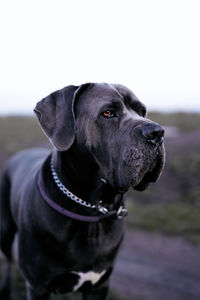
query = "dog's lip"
xmin=132 ymin=172 xmax=151 ymax=191
xmin=105 ymin=145 xmax=164 ymax=193
xmin=132 ymin=152 xmax=160 ymax=191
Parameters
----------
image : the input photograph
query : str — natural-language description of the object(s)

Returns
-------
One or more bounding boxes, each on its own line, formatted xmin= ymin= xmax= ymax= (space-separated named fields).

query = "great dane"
xmin=0 ymin=83 xmax=165 ymax=299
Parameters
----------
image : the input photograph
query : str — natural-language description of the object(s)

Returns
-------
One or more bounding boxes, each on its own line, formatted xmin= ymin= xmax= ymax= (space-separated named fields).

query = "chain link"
xmin=50 ymin=156 xmax=128 ymax=219
xmin=50 ymin=157 xmax=96 ymax=209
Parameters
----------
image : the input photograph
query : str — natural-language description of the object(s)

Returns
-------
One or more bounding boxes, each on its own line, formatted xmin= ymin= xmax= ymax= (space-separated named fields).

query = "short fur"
xmin=0 ymin=83 xmax=165 ymax=299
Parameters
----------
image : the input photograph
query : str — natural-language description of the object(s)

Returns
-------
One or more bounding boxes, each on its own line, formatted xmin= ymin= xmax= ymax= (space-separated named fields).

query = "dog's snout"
xmin=141 ymin=123 xmax=164 ymax=145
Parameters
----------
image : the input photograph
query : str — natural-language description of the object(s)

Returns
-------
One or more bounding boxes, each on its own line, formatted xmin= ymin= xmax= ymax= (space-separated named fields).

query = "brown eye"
xmin=102 ymin=110 xmax=115 ymax=118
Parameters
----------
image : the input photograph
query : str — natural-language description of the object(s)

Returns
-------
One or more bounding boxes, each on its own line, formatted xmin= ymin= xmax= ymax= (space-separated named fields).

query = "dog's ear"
xmin=112 ymin=84 xmax=147 ymax=117
xmin=34 ymin=84 xmax=91 ymax=151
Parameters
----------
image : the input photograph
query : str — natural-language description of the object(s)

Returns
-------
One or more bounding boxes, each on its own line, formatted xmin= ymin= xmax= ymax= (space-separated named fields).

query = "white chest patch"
xmin=71 ymin=270 xmax=106 ymax=291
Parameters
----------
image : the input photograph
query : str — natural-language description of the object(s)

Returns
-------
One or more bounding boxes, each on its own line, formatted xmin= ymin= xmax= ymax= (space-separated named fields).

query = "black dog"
xmin=0 ymin=83 xmax=165 ymax=299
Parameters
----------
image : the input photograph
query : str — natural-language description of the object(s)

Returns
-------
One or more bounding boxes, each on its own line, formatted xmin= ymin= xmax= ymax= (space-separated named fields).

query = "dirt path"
xmin=111 ymin=229 xmax=200 ymax=300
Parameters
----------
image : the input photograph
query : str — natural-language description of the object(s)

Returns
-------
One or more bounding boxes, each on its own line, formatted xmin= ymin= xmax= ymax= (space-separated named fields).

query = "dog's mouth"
xmin=133 ymin=154 xmax=160 ymax=191
xmin=132 ymin=145 xmax=165 ymax=191
xmin=99 ymin=137 xmax=165 ymax=194
xmin=110 ymin=143 xmax=165 ymax=193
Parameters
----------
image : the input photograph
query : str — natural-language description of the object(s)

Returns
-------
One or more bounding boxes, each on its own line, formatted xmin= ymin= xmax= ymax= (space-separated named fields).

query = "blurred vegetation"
xmin=127 ymin=201 xmax=200 ymax=245
xmin=148 ymin=111 xmax=200 ymax=131
xmin=0 ymin=116 xmax=46 ymax=157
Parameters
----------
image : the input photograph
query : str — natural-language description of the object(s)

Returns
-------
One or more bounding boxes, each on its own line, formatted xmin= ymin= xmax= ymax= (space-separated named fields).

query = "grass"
xmin=0 ymin=116 xmax=46 ymax=156
xmin=127 ymin=200 xmax=200 ymax=244
xmin=169 ymin=151 xmax=200 ymax=176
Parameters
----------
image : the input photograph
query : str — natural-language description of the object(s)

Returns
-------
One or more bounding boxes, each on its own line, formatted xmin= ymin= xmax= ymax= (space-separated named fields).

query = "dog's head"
xmin=34 ymin=83 xmax=165 ymax=192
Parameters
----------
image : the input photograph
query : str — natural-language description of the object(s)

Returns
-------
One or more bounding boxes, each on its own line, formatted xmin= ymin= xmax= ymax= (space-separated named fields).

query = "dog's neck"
xmin=52 ymin=146 xmax=117 ymax=206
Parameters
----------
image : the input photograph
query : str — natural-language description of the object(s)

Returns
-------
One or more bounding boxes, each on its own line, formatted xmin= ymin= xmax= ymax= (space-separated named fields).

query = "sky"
xmin=0 ymin=0 xmax=200 ymax=114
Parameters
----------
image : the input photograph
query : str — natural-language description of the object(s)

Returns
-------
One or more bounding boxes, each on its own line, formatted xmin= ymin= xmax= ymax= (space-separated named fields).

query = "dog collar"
xmin=37 ymin=162 xmax=127 ymax=222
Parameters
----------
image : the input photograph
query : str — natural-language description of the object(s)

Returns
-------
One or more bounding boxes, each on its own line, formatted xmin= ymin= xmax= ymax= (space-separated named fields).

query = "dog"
xmin=0 ymin=83 xmax=165 ymax=299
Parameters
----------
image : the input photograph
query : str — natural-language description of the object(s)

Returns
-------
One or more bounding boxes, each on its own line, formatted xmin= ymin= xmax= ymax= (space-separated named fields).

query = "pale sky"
xmin=0 ymin=0 xmax=200 ymax=114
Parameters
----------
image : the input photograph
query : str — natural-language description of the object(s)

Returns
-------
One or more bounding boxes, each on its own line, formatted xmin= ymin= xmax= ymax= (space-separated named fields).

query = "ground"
xmin=111 ymin=229 xmax=200 ymax=300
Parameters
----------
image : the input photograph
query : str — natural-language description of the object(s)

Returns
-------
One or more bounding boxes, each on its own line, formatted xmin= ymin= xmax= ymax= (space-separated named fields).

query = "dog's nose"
xmin=141 ymin=123 xmax=164 ymax=145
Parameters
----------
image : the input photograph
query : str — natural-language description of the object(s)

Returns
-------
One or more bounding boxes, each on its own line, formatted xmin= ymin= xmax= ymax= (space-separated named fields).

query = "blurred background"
xmin=0 ymin=0 xmax=200 ymax=299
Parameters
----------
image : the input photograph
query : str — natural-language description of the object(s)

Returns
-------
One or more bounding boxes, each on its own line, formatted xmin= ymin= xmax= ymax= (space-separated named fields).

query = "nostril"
xmin=141 ymin=123 xmax=164 ymax=145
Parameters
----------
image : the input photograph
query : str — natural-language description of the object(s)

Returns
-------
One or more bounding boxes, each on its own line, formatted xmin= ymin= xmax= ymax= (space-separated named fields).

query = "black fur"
xmin=0 ymin=83 xmax=165 ymax=299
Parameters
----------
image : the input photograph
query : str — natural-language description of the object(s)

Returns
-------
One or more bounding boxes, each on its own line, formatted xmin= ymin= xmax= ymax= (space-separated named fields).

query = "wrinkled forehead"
xmin=76 ymin=83 xmax=145 ymax=115
xmin=77 ymin=83 xmax=122 ymax=110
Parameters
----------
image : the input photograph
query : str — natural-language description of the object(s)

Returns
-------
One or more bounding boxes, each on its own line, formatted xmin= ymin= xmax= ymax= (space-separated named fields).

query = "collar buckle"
xmin=96 ymin=202 xmax=128 ymax=219
xmin=116 ymin=206 xmax=128 ymax=219
xmin=97 ymin=204 xmax=109 ymax=215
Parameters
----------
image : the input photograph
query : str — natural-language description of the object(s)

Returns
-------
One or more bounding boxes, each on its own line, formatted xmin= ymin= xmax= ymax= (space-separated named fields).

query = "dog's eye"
xmin=102 ymin=110 xmax=115 ymax=118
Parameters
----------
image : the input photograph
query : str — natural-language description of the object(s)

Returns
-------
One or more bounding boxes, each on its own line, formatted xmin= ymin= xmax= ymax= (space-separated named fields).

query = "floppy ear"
xmin=34 ymin=84 xmax=91 ymax=151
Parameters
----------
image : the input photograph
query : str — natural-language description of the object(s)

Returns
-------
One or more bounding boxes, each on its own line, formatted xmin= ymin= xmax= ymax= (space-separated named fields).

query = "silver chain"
xmin=50 ymin=156 xmax=128 ymax=219
xmin=50 ymin=157 xmax=97 ymax=209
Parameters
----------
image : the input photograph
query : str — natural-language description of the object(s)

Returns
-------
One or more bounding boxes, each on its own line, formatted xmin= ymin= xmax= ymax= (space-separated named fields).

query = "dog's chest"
xmin=43 ymin=221 xmax=124 ymax=293
xmin=71 ymin=270 xmax=106 ymax=291
xmin=49 ymin=269 xmax=108 ymax=294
